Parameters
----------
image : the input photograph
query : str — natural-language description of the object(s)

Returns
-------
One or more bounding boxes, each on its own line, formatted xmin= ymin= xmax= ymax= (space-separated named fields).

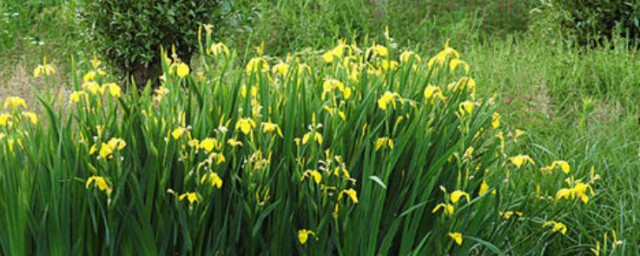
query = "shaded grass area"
xmin=1 ymin=0 xmax=639 ymax=253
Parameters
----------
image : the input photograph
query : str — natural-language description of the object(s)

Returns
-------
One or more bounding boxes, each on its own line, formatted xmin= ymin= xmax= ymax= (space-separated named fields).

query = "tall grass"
xmin=465 ymin=36 xmax=640 ymax=253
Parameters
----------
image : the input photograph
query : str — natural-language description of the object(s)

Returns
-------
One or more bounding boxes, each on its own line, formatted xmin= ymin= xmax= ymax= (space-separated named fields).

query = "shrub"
xmin=79 ymin=0 xmax=229 ymax=87
xmin=0 ymin=34 xmax=602 ymax=254
xmin=533 ymin=0 xmax=640 ymax=46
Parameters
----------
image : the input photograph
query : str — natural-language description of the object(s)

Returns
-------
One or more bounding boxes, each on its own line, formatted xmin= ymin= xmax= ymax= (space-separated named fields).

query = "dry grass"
xmin=531 ymin=81 xmax=552 ymax=119
xmin=0 ymin=60 xmax=71 ymax=114
xmin=593 ymin=100 xmax=623 ymax=125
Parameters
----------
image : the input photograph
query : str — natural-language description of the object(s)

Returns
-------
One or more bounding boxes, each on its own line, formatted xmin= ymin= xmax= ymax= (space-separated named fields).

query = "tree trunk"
xmin=129 ymin=54 xmax=191 ymax=89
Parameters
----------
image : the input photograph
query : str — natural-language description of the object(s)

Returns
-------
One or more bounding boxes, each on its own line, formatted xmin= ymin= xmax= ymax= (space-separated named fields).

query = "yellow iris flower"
xmin=492 ymin=112 xmax=501 ymax=129
xmin=83 ymin=71 xmax=96 ymax=82
xmin=4 ymin=97 xmax=27 ymax=110
xmin=236 ymin=118 xmax=257 ymax=135
xmin=432 ymin=203 xmax=455 ymax=216
xmin=297 ymin=229 xmax=317 ymax=245
xmin=0 ymin=114 xmax=11 ymax=126
xmin=424 ymin=85 xmax=446 ymax=103
xmin=450 ymin=190 xmax=470 ymax=204
xmin=509 ymin=155 xmax=535 ymax=168
xmin=556 ymin=179 xmax=594 ymax=204
xmin=208 ymin=152 xmax=226 ymax=165
xmin=33 ymin=56 xmax=56 ymax=78
xmin=338 ymin=188 xmax=359 ymax=204
xmin=378 ymin=91 xmax=402 ymax=111
xmin=302 ymin=131 xmax=323 ymax=145
xmin=179 ymin=192 xmax=199 ymax=204
xmin=200 ymin=138 xmax=220 ymax=152
xmin=272 ymin=63 xmax=289 ymax=76
xmin=448 ymin=232 xmax=463 ymax=245
xmin=246 ymin=57 xmax=269 ymax=74
xmin=400 ymin=51 xmax=421 ymax=63
xmin=458 ymin=101 xmax=474 ymax=115
xmin=86 ymin=176 xmax=111 ymax=193
xmin=261 ymin=121 xmax=283 ymax=137
xmin=176 ymin=63 xmax=190 ymax=78
xmin=171 ymin=127 xmax=188 ymax=140
xmin=92 ymin=138 xmax=126 ymax=159
xmin=478 ymin=180 xmax=490 ymax=196
xmin=201 ymin=172 xmax=223 ymax=189
xmin=543 ymin=220 xmax=567 ymax=235
xmin=104 ymin=83 xmax=122 ymax=98
xmin=209 ymin=42 xmax=230 ymax=56
xmin=541 ymin=160 xmax=570 ymax=174
xmin=21 ymin=112 xmax=38 ymax=124
xmin=322 ymin=78 xmax=351 ymax=100
xmin=227 ymin=138 xmax=243 ymax=148
xmin=302 ymin=169 xmax=323 ymax=184
xmin=375 ymin=137 xmax=394 ymax=151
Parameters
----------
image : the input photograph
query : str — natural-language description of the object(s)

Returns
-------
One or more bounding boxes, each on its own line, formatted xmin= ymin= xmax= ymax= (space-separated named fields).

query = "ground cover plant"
xmin=1 ymin=0 xmax=639 ymax=255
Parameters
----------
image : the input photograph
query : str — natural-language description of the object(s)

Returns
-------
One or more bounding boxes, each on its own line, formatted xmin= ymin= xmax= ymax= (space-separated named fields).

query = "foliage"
xmin=532 ymin=0 xmax=640 ymax=45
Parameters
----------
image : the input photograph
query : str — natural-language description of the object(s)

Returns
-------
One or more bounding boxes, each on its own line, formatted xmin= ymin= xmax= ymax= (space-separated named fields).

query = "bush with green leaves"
xmin=79 ymin=0 xmax=236 ymax=87
xmin=533 ymin=0 xmax=640 ymax=46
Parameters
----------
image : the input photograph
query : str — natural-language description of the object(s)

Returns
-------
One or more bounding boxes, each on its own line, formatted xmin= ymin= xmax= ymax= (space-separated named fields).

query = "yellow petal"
xmin=450 ymin=190 xmax=470 ymax=203
xmin=4 ymin=97 xmax=27 ymax=110
xmin=554 ymin=161 xmax=570 ymax=174
xmin=448 ymin=232 xmax=463 ymax=245
xmin=297 ymin=229 xmax=316 ymax=245
xmin=227 ymin=138 xmax=243 ymax=148
xmin=177 ymin=63 xmax=190 ymax=78
xmin=492 ymin=112 xmax=501 ymax=129
xmin=21 ymin=112 xmax=38 ymax=124
xmin=310 ymin=171 xmax=322 ymax=184
xmin=339 ymin=188 xmax=359 ymax=204
xmin=200 ymin=138 xmax=218 ymax=152
xmin=202 ymin=173 xmax=223 ymax=188
xmin=172 ymin=128 xmax=185 ymax=140
xmin=555 ymin=188 xmax=572 ymax=200
xmin=479 ymin=180 xmax=489 ymax=196
xmin=98 ymin=143 xmax=113 ymax=158
xmin=106 ymin=83 xmax=121 ymax=97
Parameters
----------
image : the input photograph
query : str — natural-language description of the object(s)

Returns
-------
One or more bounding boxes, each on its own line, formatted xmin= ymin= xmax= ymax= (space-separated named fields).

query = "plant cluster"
xmin=0 ymin=29 xmax=612 ymax=255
